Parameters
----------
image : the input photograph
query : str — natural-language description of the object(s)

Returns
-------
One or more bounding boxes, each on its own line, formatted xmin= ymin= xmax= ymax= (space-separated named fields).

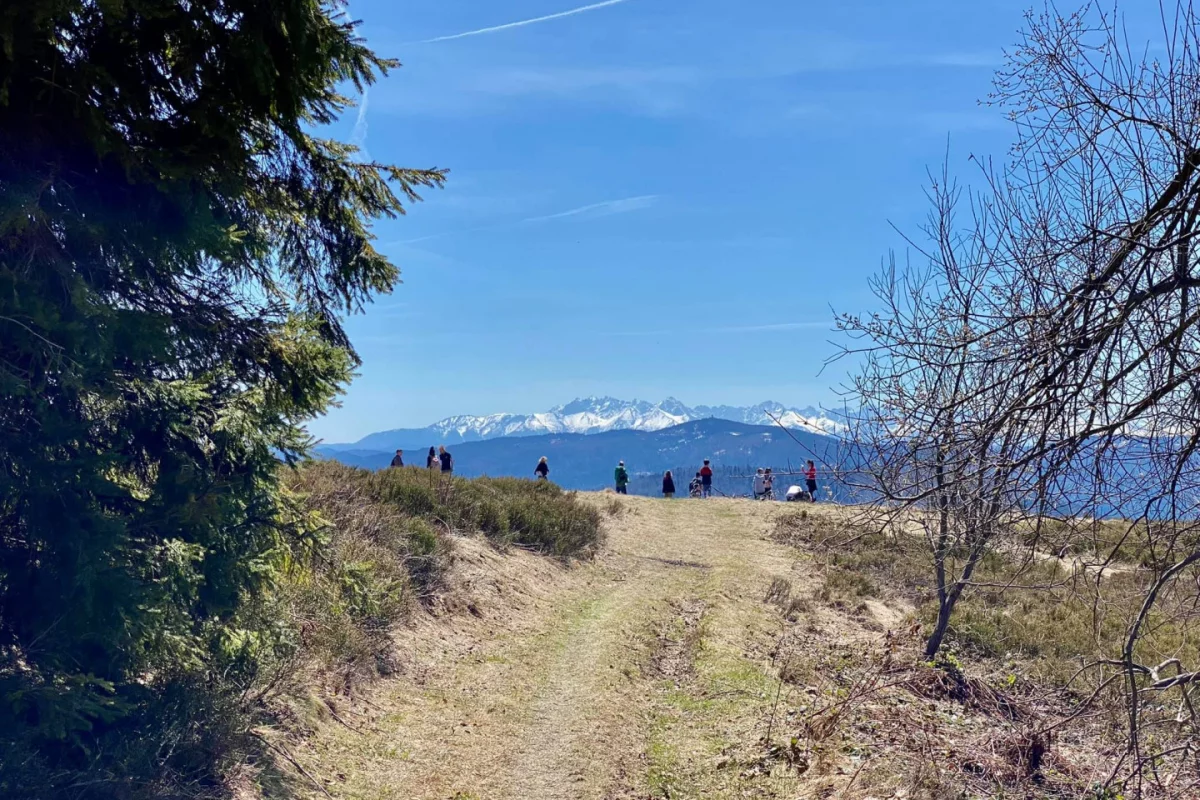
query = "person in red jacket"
xmin=804 ymin=460 xmax=818 ymax=502
xmin=699 ymin=460 xmax=714 ymax=498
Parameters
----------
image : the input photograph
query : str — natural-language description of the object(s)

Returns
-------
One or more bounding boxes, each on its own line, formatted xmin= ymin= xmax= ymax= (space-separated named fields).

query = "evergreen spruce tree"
xmin=0 ymin=1 xmax=443 ymax=795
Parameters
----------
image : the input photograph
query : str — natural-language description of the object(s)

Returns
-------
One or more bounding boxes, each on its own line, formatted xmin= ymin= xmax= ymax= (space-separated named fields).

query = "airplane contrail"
xmin=351 ymin=87 xmax=370 ymax=158
xmin=347 ymin=1 xmax=370 ymax=159
xmin=521 ymin=194 xmax=657 ymax=223
xmin=419 ymin=0 xmax=631 ymax=44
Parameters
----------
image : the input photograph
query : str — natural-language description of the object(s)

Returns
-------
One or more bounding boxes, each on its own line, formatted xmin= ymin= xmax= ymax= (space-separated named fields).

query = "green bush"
xmin=316 ymin=462 xmax=606 ymax=556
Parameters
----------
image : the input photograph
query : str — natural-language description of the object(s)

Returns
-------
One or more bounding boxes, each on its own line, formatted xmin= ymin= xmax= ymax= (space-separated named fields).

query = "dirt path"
xmin=298 ymin=496 xmax=899 ymax=800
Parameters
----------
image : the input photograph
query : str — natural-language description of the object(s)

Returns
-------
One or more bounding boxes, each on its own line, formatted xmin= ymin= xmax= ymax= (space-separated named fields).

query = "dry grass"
xmin=257 ymin=495 xmax=1198 ymax=799
xmin=772 ymin=510 xmax=932 ymax=601
xmin=751 ymin=597 xmax=1116 ymax=798
xmin=300 ymin=495 xmax=718 ymax=800
xmin=769 ymin=506 xmax=1200 ymax=797
xmin=267 ymin=461 xmax=603 ymax=697
xmin=1017 ymin=516 xmax=1200 ymax=568
xmin=217 ymin=463 xmax=609 ymax=796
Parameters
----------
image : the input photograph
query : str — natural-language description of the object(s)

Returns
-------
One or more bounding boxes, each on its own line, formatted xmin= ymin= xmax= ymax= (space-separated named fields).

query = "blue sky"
xmin=311 ymin=0 xmax=1066 ymax=442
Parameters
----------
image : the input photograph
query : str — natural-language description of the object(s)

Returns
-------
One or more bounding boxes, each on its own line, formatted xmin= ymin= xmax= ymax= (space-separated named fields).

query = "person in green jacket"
xmin=614 ymin=461 xmax=629 ymax=494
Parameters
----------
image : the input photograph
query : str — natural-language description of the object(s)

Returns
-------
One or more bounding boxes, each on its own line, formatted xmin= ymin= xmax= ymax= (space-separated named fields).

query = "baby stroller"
xmin=688 ymin=477 xmax=703 ymax=498
xmin=785 ymin=485 xmax=812 ymax=503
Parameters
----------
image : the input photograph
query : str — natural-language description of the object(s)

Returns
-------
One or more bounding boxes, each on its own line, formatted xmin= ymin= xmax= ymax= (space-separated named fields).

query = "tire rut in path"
xmin=505 ymin=564 xmax=706 ymax=800
xmin=305 ymin=496 xmax=815 ymax=800
xmin=651 ymin=599 xmax=707 ymax=683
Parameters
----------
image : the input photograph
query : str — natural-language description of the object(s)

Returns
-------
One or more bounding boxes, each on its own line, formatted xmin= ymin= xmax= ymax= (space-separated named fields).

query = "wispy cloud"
xmin=469 ymin=66 xmax=699 ymax=97
xmin=714 ymin=322 xmax=830 ymax=333
xmin=418 ymin=0 xmax=631 ymax=44
xmin=398 ymin=194 xmax=658 ymax=243
xmin=397 ymin=224 xmax=496 ymax=245
xmin=920 ymin=51 xmax=1002 ymax=68
xmin=608 ymin=321 xmax=831 ymax=337
xmin=522 ymin=194 xmax=658 ymax=223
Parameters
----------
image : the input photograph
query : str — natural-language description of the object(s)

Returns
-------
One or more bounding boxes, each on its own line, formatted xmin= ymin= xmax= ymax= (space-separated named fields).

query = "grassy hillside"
xmin=0 ymin=465 xmax=602 ymax=800
xmin=287 ymin=496 xmax=1198 ymax=799
xmin=767 ymin=508 xmax=1200 ymax=795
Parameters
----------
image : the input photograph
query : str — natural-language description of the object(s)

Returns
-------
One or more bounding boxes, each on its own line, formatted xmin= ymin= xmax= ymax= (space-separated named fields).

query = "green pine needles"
xmin=0 ymin=2 xmax=444 ymax=796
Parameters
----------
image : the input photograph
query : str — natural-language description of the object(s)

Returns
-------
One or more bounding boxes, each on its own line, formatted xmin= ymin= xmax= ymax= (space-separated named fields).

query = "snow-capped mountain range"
xmin=332 ymin=397 xmax=846 ymax=451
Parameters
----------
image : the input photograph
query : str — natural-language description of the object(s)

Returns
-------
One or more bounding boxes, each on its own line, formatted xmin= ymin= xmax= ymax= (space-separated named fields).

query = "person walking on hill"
xmin=764 ymin=468 xmax=775 ymax=500
xmin=614 ymin=461 xmax=629 ymax=495
xmin=390 ymin=449 xmax=404 ymax=468
xmin=804 ymin=460 xmax=818 ymax=502
xmin=535 ymin=456 xmax=550 ymax=480
xmin=439 ymin=446 xmax=454 ymax=475
xmin=662 ymin=470 xmax=676 ymax=498
xmin=700 ymin=459 xmax=714 ymax=498
xmin=426 ymin=446 xmax=438 ymax=470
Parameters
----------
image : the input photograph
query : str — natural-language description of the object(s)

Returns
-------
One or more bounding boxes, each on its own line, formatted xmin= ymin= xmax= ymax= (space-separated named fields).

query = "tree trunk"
xmin=925 ymin=595 xmax=955 ymax=658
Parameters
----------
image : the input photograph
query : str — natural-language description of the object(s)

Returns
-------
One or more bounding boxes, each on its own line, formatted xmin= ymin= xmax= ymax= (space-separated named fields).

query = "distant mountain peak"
xmin=342 ymin=397 xmax=846 ymax=451
xmin=659 ymin=396 xmax=689 ymax=415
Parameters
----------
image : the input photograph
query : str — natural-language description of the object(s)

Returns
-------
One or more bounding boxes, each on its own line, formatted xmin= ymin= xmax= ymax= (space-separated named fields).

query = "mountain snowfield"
xmin=335 ymin=397 xmax=846 ymax=451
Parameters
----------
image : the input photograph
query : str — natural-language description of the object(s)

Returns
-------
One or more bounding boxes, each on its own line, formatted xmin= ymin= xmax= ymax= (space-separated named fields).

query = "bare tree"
xmin=842 ymin=2 xmax=1200 ymax=793
xmin=839 ymin=165 xmax=1048 ymax=658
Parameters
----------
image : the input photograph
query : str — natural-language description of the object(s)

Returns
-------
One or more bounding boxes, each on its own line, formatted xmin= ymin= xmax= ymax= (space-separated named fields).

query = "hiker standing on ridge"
xmin=535 ymin=456 xmax=550 ymax=480
xmin=662 ymin=470 xmax=676 ymax=498
xmin=426 ymin=446 xmax=438 ymax=469
xmin=804 ymin=460 xmax=818 ymax=502
xmin=700 ymin=459 xmax=714 ymax=498
xmin=439 ymin=446 xmax=454 ymax=475
xmin=614 ymin=461 xmax=629 ymax=494
xmin=390 ymin=449 xmax=404 ymax=468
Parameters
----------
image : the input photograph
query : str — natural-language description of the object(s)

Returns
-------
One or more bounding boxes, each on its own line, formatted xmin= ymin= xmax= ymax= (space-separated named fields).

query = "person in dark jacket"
xmin=662 ymin=470 xmax=676 ymax=498
xmin=426 ymin=446 xmax=437 ymax=469
xmin=390 ymin=449 xmax=404 ymax=468
xmin=439 ymin=446 xmax=453 ymax=474
xmin=535 ymin=456 xmax=550 ymax=480
xmin=614 ymin=461 xmax=629 ymax=494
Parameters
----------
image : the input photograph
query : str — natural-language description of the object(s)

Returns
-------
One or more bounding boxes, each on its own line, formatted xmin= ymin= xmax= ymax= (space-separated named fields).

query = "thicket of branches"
xmin=840 ymin=1 xmax=1200 ymax=793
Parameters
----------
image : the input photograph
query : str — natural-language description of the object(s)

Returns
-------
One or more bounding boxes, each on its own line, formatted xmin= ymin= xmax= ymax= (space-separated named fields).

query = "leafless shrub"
xmin=764 ymin=577 xmax=793 ymax=606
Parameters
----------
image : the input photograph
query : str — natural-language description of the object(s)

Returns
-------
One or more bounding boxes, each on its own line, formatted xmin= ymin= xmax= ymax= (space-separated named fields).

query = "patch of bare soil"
xmin=651 ymin=599 xmax=707 ymax=683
